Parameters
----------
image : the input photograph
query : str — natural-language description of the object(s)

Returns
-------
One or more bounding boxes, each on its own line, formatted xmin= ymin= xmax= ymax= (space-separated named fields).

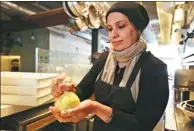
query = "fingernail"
xmin=61 ymin=110 xmax=67 ymax=115
xmin=49 ymin=106 xmax=53 ymax=110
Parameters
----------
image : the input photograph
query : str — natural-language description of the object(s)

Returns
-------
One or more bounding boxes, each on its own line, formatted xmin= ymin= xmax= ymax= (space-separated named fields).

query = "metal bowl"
xmin=175 ymin=101 xmax=194 ymax=131
xmin=62 ymin=1 xmax=78 ymax=19
xmin=180 ymin=100 xmax=194 ymax=122
xmin=82 ymin=16 xmax=95 ymax=29
xmin=75 ymin=17 xmax=88 ymax=31
xmin=72 ymin=2 xmax=89 ymax=17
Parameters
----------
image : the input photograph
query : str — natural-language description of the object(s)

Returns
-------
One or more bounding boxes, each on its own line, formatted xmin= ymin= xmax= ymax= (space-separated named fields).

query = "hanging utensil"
xmin=75 ymin=17 xmax=88 ymax=31
xmin=62 ymin=2 xmax=81 ymax=18
xmin=88 ymin=5 xmax=101 ymax=29
xmin=67 ymin=2 xmax=80 ymax=17
xmin=72 ymin=2 xmax=89 ymax=18
xmin=83 ymin=16 xmax=95 ymax=29
xmin=70 ymin=19 xmax=80 ymax=31
xmin=62 ymin=1 xmax=77 ymax=19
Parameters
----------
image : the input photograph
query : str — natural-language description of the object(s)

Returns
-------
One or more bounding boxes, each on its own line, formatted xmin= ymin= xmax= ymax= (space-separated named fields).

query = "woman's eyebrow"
xmin=107 ymin=20 xmax=127 ymax=26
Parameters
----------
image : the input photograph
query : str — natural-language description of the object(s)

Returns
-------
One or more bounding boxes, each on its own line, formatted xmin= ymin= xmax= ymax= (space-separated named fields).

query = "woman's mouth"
xmin=111 ymin=40 xmax=122 ymax=46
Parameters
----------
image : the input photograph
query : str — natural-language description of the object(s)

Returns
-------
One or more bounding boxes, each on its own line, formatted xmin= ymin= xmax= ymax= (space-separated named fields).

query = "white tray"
xmin=1 ymin=85 xmax=51 ymax=96
xmin=1 ymin=105 xmax=32 ymax=118
xmin=1 ymin=94 xmax=53 ymax=106
xmin=1 ymin=72 xmax=58 ymax=87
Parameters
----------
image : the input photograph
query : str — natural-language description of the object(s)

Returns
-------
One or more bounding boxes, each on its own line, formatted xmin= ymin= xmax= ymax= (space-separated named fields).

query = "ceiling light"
xmin=31 ymin=34 xmax=35 ymax=41
xmin=17 ymin=37 xmax=21 ymax=42
xmin=174 ymin=8 xmax=185 ymax=26
xmin=174 ymin=2 xmax=185 ymax=5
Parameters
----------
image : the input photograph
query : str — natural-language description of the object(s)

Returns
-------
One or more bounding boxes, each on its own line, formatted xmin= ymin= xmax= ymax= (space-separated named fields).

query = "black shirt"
xmin=114 ymin=65 xmax=126 ymax=86
xmin=76 ymin=51 xmax=169 ymax=131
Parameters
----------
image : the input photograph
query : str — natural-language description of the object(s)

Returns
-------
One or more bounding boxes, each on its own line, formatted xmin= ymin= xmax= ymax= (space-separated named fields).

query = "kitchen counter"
xmin=0 ymin=102 xmax=56 ymax=131
xmin=1 ymin=97 xmax=55 ymax=118
xmin=1 ymin=105 xmax=33 ymax=118
xmin=1 ymin=102 xmax=93 ymax=131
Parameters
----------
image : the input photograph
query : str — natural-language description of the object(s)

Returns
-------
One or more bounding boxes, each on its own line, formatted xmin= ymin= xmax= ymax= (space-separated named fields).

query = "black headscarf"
xmin=106 ymin=2 xmax=149 ymax=32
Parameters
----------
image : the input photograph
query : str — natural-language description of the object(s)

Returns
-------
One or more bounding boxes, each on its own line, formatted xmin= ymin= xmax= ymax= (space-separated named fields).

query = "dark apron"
xmin=93 ymin=52 xmax=145 ymax=131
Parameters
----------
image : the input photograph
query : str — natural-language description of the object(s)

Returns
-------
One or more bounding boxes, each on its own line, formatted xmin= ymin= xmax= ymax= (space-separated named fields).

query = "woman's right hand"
xmin=51 ymin=73 xmax=75 ymax=98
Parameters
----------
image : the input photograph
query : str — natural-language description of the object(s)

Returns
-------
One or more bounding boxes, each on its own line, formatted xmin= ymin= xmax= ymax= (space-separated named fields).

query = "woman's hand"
xmin=51 ymin=73 xmax=75 ymax=98
xmin=49 ymin=99 xmax=96 ymax=123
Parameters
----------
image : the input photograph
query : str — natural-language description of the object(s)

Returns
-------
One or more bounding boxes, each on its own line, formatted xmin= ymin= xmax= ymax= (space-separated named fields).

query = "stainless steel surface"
xmin=174 ymin=89 xmax=190 ymax=103
xmin=174 ymin=69 xmax=194 ymax=103
xmin=175 ymin=100 xmax=194 ymax=131
xmin=174 ymin=69 xmax=194 ymax=87
xmin=174 ymin=69 xmax=194 ymax=131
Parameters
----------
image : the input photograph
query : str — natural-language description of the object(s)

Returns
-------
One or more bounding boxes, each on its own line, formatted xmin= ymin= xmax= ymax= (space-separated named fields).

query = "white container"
xmin=1 ymin=94 xmax=53 ymax=106
xmin=1 ymin=85 xmax=51 ymax=96
xmin=1 ymin=72 xmax=58 ymax=87
xmin=1 ymin=105 xmax=32 ymax=118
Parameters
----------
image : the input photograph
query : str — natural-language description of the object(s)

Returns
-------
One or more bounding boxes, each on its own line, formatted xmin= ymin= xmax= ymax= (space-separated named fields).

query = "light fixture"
xmin=17 ymin=37 xmax=21 ymax=42
xmin=174 ymin=7 xmax=185 ymax=26
xmin=31 ymin=33 xmax=35 ymax=41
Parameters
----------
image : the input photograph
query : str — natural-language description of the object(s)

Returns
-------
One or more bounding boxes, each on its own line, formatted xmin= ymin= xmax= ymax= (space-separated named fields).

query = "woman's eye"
xmin=118 ymin=25 xmax=125 ymax=29
xmin=106 ymin=28 xmax=112 ymax=32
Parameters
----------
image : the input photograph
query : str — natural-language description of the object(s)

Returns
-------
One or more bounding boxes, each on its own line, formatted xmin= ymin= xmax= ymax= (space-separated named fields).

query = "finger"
xmin=52 ymin=87 xmax=64 ymax=98
xmin=70 ymin=115 xmax=80 ymax=123
xmin=51 ymin=75 xmax=73 ymax=97
xmin=63 ymin=76 xmax=72 ymax=83
xmin=59 ymin=83 xmax=75 ymax=92
xmin=49 ymin=106 xmax=59 ymax=119
xmin=52 ymin=91 xmax=62 ymax=98
xmin=51 ymin=79 xmax=57 ymax=97
xmin=49 ymin=106 xmax=60 ymax=115
xmin=61 ymin=109 xmax=72 ymax=117
xmin=56 ymin=74 xmax=68 ymax=87
xmin=58 ymin=73 xmax=68 ymax=80
xmin=50 ymin=107 xmax=67 ymax=122
xmin=51 ymin=77 xmax=63 ymax=98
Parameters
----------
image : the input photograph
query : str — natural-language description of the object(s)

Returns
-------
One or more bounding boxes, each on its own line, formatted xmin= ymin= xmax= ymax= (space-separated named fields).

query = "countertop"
xmin=1 ymin=98 xmax=55 ymax=118
xmin=0 ymin=102 xmax=55 ymax=130
xmin=1 ymin=105 xmax=32 ymax=118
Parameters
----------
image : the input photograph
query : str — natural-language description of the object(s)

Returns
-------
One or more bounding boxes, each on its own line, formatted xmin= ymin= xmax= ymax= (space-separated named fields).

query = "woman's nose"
xmin=110 ymin=28 xmax=119 ymax=39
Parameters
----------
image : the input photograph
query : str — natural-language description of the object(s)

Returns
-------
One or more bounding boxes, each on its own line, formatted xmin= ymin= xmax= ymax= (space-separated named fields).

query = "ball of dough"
xmin=55 ymin=92 xmax=80 ymax=112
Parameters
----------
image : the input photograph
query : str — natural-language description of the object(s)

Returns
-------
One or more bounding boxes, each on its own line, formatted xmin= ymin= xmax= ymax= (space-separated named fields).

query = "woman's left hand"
xmin=50 ymin=99 xmax=96 ymax=123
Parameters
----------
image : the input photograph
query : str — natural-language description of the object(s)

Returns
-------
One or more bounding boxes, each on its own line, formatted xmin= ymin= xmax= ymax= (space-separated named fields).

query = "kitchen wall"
xmin=9 ymin=28 xmax=49 ymax=72
xmin=7 ymin=25 xmax=94 ymax=72
xmin=49 ymin=25 xmax=92 ymax=65
xmin=6 ymin=24 xmax=110 ymax=73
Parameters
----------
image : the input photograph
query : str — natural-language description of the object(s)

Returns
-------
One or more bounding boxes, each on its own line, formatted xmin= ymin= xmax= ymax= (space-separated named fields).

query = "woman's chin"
xmin=111 ymin=45 xmax=122 ymax=51
xmin=113 ymin=47 xmax=124 ymax=51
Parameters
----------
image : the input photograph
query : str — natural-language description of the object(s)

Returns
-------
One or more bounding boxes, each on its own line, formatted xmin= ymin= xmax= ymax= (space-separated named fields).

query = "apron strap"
xmin=126 ymin=51 xmax=146 ymax=88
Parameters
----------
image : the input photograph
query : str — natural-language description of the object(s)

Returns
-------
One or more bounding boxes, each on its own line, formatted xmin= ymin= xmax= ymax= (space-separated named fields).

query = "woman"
xmin=49 ymin=2 xmax=169 ymax=131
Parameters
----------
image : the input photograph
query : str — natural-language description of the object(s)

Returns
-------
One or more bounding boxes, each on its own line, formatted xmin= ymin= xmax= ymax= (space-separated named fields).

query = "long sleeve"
xmin=75 ymin=52 xmax=108 ymax=101
xmin=108 ymin=62 xmax=169 ymax=131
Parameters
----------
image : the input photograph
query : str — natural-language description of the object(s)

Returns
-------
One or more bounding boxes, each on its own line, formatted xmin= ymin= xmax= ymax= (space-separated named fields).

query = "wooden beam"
xmin=1 ymin=7 xmax=69 ymax=33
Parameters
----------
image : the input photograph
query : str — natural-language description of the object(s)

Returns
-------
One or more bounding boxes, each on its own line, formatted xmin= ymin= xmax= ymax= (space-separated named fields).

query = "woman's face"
xmin=106 ymin=12 xmax=139 ymax=51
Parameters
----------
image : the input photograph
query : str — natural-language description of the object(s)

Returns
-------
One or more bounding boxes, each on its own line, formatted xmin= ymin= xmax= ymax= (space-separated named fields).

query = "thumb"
xmin=60 ymin=83 xmax=75 ymax=92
